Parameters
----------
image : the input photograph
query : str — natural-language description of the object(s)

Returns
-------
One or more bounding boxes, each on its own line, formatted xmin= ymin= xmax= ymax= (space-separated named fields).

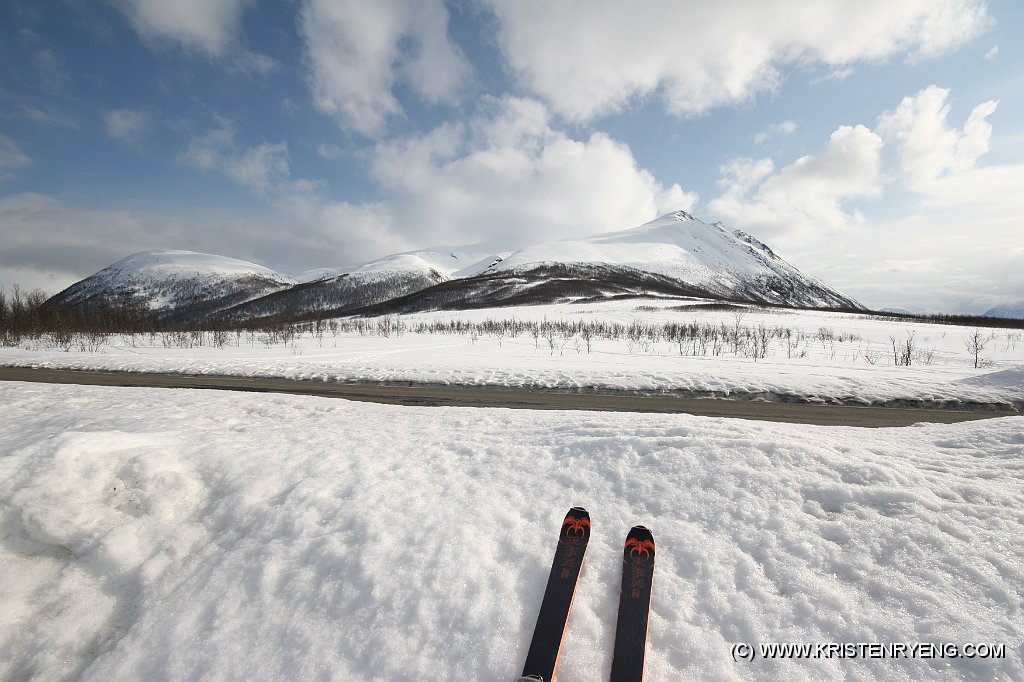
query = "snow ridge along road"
xmin=0 ymin=366 xmax=1011 ymax=427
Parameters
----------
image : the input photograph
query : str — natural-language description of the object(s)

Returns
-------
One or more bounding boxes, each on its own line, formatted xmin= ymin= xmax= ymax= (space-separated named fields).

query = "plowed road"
xmin=3 ymin=366 xmax=1014 ymax=427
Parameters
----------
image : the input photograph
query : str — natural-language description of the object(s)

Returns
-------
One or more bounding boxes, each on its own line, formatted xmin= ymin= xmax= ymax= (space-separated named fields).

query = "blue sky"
xmin=1 ymin=0 xmax=1022 ymax=313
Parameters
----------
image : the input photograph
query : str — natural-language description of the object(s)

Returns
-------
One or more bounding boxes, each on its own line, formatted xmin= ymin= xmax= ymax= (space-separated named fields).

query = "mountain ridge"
xmin=46 ymin=212 xmax=864 ymax=326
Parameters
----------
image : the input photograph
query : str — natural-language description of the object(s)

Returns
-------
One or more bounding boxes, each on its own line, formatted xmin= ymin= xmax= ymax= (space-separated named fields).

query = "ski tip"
xmin=560 ymin=507 xmax=591 ymax=541
xmin=624 ymin=525 xmax=655 ymax=560
xmin=563 ymin=507 xmax=590 ymax=522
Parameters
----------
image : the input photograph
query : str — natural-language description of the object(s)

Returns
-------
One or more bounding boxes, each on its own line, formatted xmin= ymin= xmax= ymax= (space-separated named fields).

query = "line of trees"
xmin=1 ymin=285 xmax=52 ymax=346
xmin=341 ymin=314 xmax=863 ymax=361
xmin=1 ymin=285 xmax=160 ymax=348
xmin=3 ymin=284 xmax=1018 ymax=368
xmin=867 ymin=310 xmax=1024 ymax=330
xmin=0 ymin=288 xmax=857 ymax=362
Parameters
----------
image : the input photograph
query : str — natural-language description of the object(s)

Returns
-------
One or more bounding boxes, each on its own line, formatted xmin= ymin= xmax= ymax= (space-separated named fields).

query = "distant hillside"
xmin=46 ymin=251 xmax=295 ymax=326
xmin=985 ymin=301 xmax=1024 ymax=320
xmin=46 ymin=212 xmax=864 ymax=327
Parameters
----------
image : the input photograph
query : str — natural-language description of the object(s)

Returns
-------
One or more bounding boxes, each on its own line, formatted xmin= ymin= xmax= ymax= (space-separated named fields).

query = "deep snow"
xmin=1 ymin=382 xmax=1021 ymax=681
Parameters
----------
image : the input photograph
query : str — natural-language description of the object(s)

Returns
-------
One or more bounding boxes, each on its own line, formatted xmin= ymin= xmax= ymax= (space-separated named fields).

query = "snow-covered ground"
xmin=2 ymin=301 xmax=1022 ymax=679
xmin=1 ymin=382 xmax=1021 ymax=680
xmin=2 ymin=301 xmax=1022 ymax=410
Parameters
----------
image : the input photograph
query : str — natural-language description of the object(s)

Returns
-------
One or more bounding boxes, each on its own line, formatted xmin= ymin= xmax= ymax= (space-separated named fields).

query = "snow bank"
xmin=1 ymin=383 xmax=1021 ymax=680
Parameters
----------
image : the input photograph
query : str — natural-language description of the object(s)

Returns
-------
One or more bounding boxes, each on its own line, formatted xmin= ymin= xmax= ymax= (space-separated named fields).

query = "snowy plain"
xmin=1 ymin=300 xmax=1023 ymax=410
xmin=2 ymin=300 xmax=1023 ymax=680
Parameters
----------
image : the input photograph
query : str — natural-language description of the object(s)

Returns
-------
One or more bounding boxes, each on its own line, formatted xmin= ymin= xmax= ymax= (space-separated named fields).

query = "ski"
xmin=520 ymin=506 xmax=591 ymax=682
xmin=609 ymin=525 xmax=655 ymax=682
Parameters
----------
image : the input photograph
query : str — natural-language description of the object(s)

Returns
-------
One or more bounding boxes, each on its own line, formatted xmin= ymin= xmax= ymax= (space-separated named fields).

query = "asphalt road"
xmin=2 ymin=366 xmax=1014 ymax=427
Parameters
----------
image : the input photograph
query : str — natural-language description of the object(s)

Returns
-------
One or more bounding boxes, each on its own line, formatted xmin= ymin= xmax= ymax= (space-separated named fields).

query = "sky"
xmin=1 ymin=0 xmax=1022 ymax=314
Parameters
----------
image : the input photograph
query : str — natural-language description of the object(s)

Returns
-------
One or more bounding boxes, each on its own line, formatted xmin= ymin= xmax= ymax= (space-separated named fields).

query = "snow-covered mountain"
xmin=47 ymin=212 xmax=863 ymax=326
xmin=47 ymin=251 xmax=296 ymax=325
xmin=299 ymin=245 xmax=507 ymax=283
xmin=328 ymin=211 xmax=862 ymax=317
xmin=220 ymin=246 xmax=510 ymax=323
xmin=475 ymin=211 xmax=860 ymax=309
xmin=985 ymin=301 xmax=1024 ymax=320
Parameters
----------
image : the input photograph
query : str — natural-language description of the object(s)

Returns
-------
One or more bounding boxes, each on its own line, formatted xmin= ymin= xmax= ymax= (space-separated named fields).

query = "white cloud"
xmin=104 ymin=109 xmax=150 ymax=143
xmin=273 ymin=193 xmax=408 ymax=267
xmin=31 ymin=49 xmax=70 ymax=92
xmin=481 ymin=0 xmax=991 ymax=121
xmin=228 ymin=50 xmax=279 ymax=76
xmin=0 ymin=135 xmax=32 ymax=181
xmin=300 ymin=0 xmax=470 ymax=137
xmin=864 ymin=258 xmax=943 ymax=274
xmin=170 ymin=98 xmax=698 ymax=268
xmin=709 ymin=86 xmax=1023 ymax=312
xmin=916 ymin=163 xmax=1024 ymax=213
xmin=709 ymin=124 xmax=884 ymax=242
xmin=0 ymin=192 xmax=178 ymax=293
xmin=317 ymin=144 xmax=345 ymax=160
xmin=877 ymin=85 xmax=998 ymax=190
xmin=0 ymin=191 xmax=407 ymax=292
xmin=800 ymin=175 xmax=1024 ymax=313
xmin=369 ymin=97 xmax=696 ymax=246
xmin=2 ymin=95 xmax=698 ymax=291
xmin=754 ymin=120 xmax=798 ymax=145
xmin=181 ymin=124 xmax=291 ymax=196
xmin=116 ymin=0 xmax=253 ymax=56
xmin=226 ymin=144 xmax=291 ymax=195
xmin=177 ymin=123 xmax=411 ymax=264
xmin=20 ymin=105 xmax=78 ymax=129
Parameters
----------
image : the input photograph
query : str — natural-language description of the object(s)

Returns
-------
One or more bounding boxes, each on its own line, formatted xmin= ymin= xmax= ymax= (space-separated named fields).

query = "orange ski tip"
xmin=561 ymin=509 xmax=591 ymax=541
xmin=625 ymin=537 xmax=655 ymax=559
xmin=624 ymin=525 xmax=655 ymax=560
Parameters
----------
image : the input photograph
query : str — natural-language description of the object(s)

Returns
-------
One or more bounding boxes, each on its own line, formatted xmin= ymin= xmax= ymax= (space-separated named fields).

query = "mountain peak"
xmin=480 ymin=211 xmax=861 ymax=309
xmin=48 ymin=249 xmax=296 ymax=324
xmin=107 ymin=250 xmax=292 ymax=280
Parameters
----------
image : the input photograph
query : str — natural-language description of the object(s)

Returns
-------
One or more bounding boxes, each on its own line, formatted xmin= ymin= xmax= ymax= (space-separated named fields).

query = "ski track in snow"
xmin=1 ymin=383 xmax=1022 ymax=681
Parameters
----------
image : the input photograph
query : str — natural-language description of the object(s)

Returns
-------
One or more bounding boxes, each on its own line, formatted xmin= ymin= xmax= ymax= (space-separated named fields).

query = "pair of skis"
xmin=519 ymin=507 xmax=655 ymax=682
